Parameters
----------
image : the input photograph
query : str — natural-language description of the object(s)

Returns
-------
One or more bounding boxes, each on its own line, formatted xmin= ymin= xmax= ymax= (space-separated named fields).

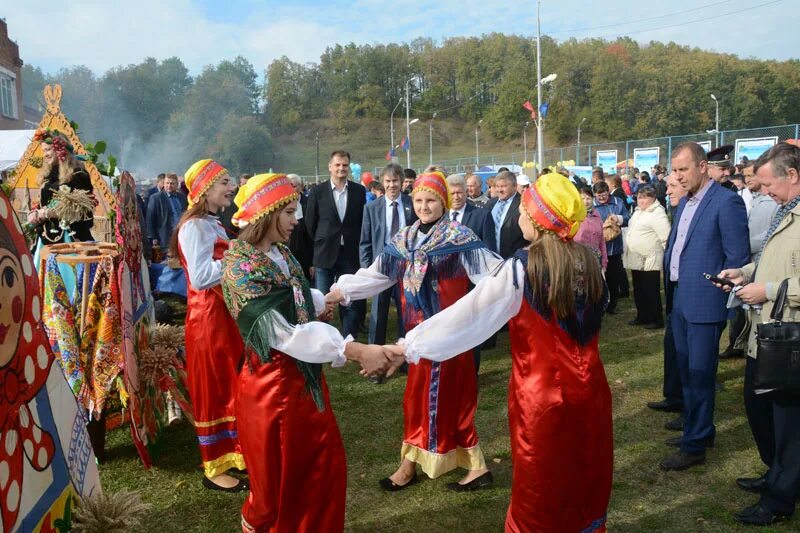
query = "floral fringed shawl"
xmin=221 ymin=240 xmax=325 ymax=410
xmin=380 ymin=217 xmax=490 ymax=323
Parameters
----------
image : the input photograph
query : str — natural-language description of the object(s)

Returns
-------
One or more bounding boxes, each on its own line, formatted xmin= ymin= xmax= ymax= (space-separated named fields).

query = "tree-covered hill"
xmin=22 ymin=34 xmax=800 ymax=177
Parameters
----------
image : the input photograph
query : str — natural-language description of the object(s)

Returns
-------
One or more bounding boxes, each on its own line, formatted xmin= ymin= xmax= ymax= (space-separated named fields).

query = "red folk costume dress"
xmin=221 ymin=173 xmax=351 ymax=533
xmin=403 ymin=175 xmax=614 ymax=533
xmin=222 ymin=240 xmax=349 ymax=533
xmin=177 ymin=215 xmax=246 ymax=476
xmin=335 ymin=216 xmax=501 ymax=478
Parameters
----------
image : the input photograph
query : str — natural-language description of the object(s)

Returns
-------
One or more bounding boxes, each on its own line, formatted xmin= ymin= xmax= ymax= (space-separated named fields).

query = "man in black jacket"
xmin=287 ymin=173 xmax=314 ymax=281
xmin=305 ymin=150 xmax=367 ymax=338
xmin=485 ymin=171 xmax=529 ymax=259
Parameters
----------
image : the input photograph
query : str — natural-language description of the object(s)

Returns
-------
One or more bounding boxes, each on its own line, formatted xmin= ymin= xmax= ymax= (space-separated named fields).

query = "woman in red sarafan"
xmin=398 ymin=172 xmax=614 ymax=532
xmin=169 ymin=159 xmax=247 ymax=492
xmin=220 ymin=173 xmax=394 ymax=532
xmin=330 ymin=171 xmax=502 ymax=491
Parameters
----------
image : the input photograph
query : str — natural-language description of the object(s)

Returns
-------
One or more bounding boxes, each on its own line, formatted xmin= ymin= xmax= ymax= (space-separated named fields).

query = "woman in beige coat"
xmin=624 ymin=185 xmax=671 ymax=328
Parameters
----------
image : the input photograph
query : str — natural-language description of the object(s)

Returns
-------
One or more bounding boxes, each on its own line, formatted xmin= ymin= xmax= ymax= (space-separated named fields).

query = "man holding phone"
xmin=660 ymin=142 xmax=749 ymax=471
xmin=716 ymin=142 xmax=800 ymax=526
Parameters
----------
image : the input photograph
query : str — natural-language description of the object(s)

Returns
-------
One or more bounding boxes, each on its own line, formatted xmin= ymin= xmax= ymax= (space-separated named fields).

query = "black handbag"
xmin=754 ymin=279 xmax=800 ymax=392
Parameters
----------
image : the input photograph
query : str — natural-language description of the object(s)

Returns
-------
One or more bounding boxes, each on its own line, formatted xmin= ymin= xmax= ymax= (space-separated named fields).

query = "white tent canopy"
xmin=0 ymin=129 xmax=34 ymax=171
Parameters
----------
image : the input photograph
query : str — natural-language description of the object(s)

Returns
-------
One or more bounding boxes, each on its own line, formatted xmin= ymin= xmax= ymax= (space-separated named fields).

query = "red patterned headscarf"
xmin=232 ymin=173 xmax=298 ymax=228
xmin=184 ymin=159 xmax=229 ymax=207
xmin=412 ymin=171 xmax=450 ymax=210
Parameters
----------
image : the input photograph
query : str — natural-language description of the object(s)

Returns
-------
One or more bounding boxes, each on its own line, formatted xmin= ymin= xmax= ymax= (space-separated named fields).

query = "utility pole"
xmin=405 ymin=77 xmax=413 ymax=169
xmin=315 ymin=130 xmax=320 ymax=180
xmin=523 ymin=121 xmax=530 ymax=164
xmin=576 ymin=117 xmax=586 ymax=164
xmin=475 ymin=119 xmax=483 ymax=166
xmin=429 ymin=112 xmax=437 ymax=166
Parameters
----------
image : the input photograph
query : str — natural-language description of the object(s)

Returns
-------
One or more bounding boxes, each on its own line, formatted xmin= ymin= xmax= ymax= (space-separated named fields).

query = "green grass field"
xmin=99 ymin=295 xmax=793 ymax=532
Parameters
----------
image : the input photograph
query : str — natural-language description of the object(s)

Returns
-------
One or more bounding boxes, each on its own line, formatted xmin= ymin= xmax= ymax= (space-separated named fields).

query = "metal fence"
xmin=382 ymin=123 xmax=800 ymax=176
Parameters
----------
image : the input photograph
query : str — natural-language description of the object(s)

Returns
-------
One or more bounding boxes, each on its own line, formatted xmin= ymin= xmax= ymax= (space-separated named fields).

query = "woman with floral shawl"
xmin=220 ymin=173 xmax=397 ymax=533
xmin=328 ymin=171 xmax=502 ymax=491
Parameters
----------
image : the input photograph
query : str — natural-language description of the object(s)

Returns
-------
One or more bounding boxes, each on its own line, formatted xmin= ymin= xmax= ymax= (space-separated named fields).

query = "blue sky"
xmin=1 ymin=0 xmax=797 ymax=75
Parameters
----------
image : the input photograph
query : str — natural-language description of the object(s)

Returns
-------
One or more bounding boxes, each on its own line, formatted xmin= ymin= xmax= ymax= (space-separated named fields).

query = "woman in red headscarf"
xmin=393 ymin=173 xmax=614 ymax=532
xmin=168 ymin=159 xmax=246 ymax=492
xmin=329 ymin=171 xmax=502 ymax=491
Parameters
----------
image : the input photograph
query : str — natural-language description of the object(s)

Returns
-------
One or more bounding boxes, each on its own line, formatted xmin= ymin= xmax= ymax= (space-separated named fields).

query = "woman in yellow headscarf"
xmin=168 ymin=159 xmax=247 ymax=492
xmin=393 ymin=173 xmax=614 ymax=532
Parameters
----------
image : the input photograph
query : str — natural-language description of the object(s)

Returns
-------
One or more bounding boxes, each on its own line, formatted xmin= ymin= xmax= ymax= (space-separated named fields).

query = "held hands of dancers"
xmin=343 ymin=342 xmax=406 ymax=379
xmin=316 ymin=300 xmax=335 ymax=322
xmin=325 ymin=288 xmax=345 ymax=305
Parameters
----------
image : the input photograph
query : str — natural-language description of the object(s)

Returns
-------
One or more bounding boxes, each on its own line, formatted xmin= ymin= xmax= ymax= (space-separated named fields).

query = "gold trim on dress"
xmin=193 ymin=415 xmax=237 ymax=428
xmin=203 ymin=452 xmax=247 ymax=478
xmin=400 ymin=442 xmax=486 ymax=479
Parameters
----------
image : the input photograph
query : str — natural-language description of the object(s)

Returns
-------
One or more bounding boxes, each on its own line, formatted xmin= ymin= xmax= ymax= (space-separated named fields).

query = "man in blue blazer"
xmin=359 ymin=163 xmax=417 ymax=344
xmin=660 ymin=142 xmax=750 ymax=471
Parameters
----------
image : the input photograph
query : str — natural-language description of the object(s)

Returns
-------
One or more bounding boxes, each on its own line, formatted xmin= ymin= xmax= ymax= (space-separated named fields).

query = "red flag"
xmin=522 ymin=100 xmax=536 ymax=119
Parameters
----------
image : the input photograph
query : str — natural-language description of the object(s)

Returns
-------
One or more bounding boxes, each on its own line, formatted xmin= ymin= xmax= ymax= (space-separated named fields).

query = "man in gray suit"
xmin=360 ymin=163 xmax=418 ymax=344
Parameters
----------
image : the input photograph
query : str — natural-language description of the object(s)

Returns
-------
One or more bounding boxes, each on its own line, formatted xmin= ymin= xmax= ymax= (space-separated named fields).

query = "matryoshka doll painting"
xmin=0 ymin=192 xmax=100 ymax=532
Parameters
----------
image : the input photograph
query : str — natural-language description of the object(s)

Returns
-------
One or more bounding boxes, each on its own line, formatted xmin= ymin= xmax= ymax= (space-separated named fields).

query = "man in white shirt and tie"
xmin=359 ymin=163 xmax=418 ymax=345
xmin=447 ymin=174 xmax=496 ymax=252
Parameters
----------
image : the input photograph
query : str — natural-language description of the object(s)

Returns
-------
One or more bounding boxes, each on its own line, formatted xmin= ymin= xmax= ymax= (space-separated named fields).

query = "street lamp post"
xmin=710 ymin=93 xmax=720 ymax=147
xmin=576 ymin=117 xmax=586 ymax=164
xmin=523 ymin=121 xmax=530 ymax=164
xmin=390 ymin=97 xmax=403 ymax=162
xmin=535 ymin=0 xmax=544 ymax=174
xmin=475 ymin=119 xmax=483 ymax=166
xmin=405 ymin=77 xmax=414 ymax=168
xmin=429 ymin=112 xmax=437 ymax=166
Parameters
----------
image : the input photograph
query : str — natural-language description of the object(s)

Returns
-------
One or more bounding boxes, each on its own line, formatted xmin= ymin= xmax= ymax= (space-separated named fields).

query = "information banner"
xmin=697 ymin=141 xmax=712 ymax=152
xmin=596 ymin=150 xmax=618 ymax=173
xmin=565 ymin=166 xmax=593 ymax=182
xmin=735 ymin=137 xmax=778 ymax=164
xmin=633 ymin=147 xmax=660 ymax=172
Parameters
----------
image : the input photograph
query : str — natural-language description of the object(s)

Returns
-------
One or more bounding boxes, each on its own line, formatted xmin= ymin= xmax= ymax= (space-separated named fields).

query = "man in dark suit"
xmin=485 ymin=170 xmax=529 ymax=259
xmin=446 ymin=173 xmax=496 ymax=251
xmin=146 ymin=173 xmax=165 ymax=201
xmin=660 ymin=142 xmax=750 ymax=471
xmin=306 ymin=150 xmax=367 ymax=338
xmin=447 ymin=172 xmax=498 ymax=372
xmin=287 ymin=174 xmax=314 ymax=280
xmin=146 ymin=173 xmax=188 ymax=249
xmin=360 ymin=163 xmax=417 ymax=345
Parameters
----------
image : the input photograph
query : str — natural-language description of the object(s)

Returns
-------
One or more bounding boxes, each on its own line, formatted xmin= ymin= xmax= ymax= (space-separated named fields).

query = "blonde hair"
xmin=526 ymin=227 xmax=604 ymax=319
xmin=37 ymin=148 xmax=84 ymax=187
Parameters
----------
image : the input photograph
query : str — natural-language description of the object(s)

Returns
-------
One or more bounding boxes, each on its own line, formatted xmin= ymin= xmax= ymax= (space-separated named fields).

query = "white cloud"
xmin=1 ymin=0 xmax=796 ymax=77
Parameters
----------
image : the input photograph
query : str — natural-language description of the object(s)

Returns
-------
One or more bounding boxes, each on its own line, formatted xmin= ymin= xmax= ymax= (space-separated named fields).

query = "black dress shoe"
xmin=736 ymin=476 xmax=768 ymax=493
xmin=628 ymin=319 xmax=645 ymax=326
xmin=664 ymin=416 xmax=684 ymax=431
xmin=644 ymin=323 xmax=664 ymax=330
xmin=719 ymin=348 xmax=745 ymax=359
xmin=379 ymin=471 xmax=418 ymax=492
xmin=606 ymin=307 xmax=617 ymax=315
xmin=733 ymin=503 xmax=790 ymax=525
xmin=202 ymin=476 xmax=249 ymax=493
xmin=647 ymin=400 xmax=683 ymax=413
xmin=665 ymin=435 xmax=714 ymax=448
xmin=446 ymin=471 xmax=493 ymax=492
xmin=659 ymin=450 xmax=706 ymax=471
